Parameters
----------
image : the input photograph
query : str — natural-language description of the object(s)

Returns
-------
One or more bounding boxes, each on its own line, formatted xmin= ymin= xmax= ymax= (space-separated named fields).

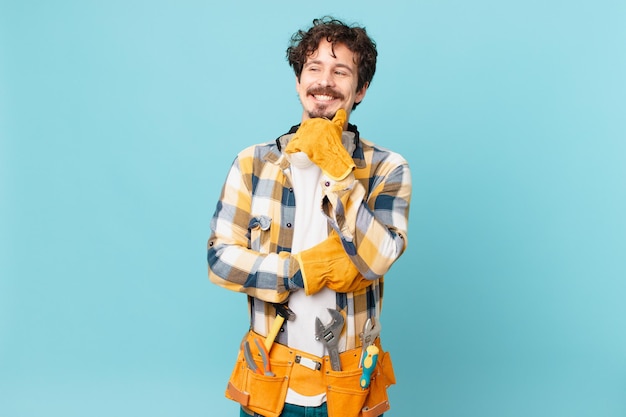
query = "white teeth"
xmin=314 ymin=95 xmax=334 ymax=101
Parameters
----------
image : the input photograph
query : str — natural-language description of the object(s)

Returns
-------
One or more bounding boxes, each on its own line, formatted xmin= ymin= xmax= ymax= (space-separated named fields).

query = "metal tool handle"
xmin=243 ymin=341 xmax=261 ymax=374
xmin=329 ymin=350 xmax=342 ymax=372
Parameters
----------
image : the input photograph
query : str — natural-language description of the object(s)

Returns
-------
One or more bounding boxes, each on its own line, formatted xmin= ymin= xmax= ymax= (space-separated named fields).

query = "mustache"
xmin=307 ymin=87 xmax=344 ymax=100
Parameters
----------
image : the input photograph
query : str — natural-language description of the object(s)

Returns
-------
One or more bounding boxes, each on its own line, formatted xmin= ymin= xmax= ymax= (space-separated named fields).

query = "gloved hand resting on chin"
xmin=296 ymin=231 xmax=372 ymax=295
xmin=285 ymin=109 xmax=356 ymax=181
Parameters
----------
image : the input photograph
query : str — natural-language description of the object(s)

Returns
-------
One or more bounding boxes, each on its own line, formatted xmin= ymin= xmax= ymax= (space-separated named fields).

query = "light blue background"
xmin=1 ymin=0 xmax=625 ymax=416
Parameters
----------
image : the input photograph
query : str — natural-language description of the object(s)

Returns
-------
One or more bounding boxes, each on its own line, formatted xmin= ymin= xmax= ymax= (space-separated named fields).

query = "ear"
xmin=354 ymin=82 xmax=369 ymax=104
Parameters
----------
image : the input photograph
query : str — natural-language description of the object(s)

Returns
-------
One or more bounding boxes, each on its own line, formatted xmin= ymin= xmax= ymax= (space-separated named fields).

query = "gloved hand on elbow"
xmin=284 ymin=109 xmax=356 ymax=181
xmin=295 ymin=231 xmax=372 ymax=295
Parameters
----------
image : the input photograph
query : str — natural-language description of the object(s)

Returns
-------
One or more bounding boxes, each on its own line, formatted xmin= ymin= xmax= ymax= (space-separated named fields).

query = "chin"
xmin=307 ymin=107 xmax=337 ymax=120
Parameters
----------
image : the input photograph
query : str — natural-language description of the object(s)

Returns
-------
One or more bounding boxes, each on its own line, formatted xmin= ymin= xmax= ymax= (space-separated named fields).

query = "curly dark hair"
xmin=286 ymin=16 xmax=378 ymax=109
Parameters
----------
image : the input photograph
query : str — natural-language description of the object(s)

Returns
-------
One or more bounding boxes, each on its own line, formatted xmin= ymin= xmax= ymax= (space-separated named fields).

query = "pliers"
xmin=243 ymin=337 xmax=275 ymax=376
xmin=360 ymin=316 xmax=381 ymax=361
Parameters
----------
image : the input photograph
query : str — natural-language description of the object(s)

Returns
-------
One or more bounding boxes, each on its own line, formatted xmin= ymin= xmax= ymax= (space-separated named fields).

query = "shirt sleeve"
xmin=321 ymin=150 xmax=411 ymax=280
xmin=206 ymin=150 xmax=302 ymax=303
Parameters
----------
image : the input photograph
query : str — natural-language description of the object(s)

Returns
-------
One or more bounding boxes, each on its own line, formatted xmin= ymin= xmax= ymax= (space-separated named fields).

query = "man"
xmin=208 ymin=16 xmax=411 ymax=417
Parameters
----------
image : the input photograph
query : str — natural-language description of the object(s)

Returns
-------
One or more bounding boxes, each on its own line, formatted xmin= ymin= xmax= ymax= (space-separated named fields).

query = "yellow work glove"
xmin=295 ymin=231 xmax=372 ymax=295
xmin=284 ymin=109 xmax=356 ymax=181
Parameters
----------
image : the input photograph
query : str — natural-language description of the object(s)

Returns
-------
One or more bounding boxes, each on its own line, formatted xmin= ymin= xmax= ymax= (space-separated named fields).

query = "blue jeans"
xmin=240 ymin=403 xmax=382 ymax=417
xmin=241 ymin=403 xmax=327 ymax=417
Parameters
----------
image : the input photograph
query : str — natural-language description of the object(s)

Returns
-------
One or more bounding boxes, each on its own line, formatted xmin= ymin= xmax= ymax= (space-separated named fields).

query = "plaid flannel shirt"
xmin=207 ymin=123 xmax=411 ymax=349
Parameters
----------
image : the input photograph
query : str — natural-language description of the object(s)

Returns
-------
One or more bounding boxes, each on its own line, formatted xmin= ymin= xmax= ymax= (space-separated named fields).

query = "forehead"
xmin=305 ymin=40 xmax=358 ymax=67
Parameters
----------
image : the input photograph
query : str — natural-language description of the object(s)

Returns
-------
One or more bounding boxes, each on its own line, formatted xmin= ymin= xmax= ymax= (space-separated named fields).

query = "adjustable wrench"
xmin=315 ymin=308 xmax=345 ymax=371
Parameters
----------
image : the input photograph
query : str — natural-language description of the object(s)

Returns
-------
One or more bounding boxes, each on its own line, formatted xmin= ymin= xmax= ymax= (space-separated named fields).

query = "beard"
xmin=305 ymin=87 xmax=345 ymax=119
xmin=307 ymin=107 xmax=335 ymax=119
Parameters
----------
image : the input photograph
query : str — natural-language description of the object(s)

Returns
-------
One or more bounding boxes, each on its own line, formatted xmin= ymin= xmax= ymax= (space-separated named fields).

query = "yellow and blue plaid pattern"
xmin=207 ymin=124 xmax=411 ymax=348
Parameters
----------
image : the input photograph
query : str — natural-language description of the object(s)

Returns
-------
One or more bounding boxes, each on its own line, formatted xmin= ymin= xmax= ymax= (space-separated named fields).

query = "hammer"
xmin=264 ymin=303 xmax=296 ymax=352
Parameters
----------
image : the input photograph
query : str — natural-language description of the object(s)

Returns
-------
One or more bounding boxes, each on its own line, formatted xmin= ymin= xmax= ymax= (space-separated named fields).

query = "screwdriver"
xmin=359 ymin=345 xmax=379 ymax=389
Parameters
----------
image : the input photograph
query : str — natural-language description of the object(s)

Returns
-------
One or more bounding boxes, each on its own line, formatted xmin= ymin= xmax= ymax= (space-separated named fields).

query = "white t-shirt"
xmin=285 ymin=152 xmax=342 ymax=406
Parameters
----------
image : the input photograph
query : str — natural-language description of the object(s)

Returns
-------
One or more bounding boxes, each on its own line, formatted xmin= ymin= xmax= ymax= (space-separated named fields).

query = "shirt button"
xmin=287 ymin=223 xmax=292 ymax=228
xmin=324 ymin=181 xmax=330 ymax=187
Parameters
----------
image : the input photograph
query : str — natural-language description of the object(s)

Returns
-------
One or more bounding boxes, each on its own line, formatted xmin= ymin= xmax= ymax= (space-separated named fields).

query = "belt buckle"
xmin=295 ymin=355 xmax=321 ymax=371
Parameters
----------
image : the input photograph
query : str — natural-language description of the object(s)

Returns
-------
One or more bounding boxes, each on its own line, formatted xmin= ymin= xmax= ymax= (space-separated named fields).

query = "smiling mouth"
xmin=313 ymin=94 xmax=336 ymax=101
xmin=308 ymin=87 xmax=344 ymax=102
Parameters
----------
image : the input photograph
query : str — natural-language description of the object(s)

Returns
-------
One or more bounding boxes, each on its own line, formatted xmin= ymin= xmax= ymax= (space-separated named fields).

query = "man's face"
xmin=296 ymin=40 xmax=368 ymax=125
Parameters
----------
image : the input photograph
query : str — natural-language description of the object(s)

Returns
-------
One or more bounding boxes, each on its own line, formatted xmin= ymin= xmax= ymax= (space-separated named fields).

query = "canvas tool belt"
xmin=225 ymin=330 xmax=396 ymax=417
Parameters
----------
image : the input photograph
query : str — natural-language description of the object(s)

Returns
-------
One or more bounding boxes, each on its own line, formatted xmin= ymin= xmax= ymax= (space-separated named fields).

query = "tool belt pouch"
xmin=325 ymin=342 xmax=396 ymax=417
xmin=225 ymin=335 xmax=291 ymax=417
xmin=225 ymin=331 xmax=396 ymax=417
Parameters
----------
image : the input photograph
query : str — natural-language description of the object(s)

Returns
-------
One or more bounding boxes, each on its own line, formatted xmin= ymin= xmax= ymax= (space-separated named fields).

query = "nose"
xmin=317 ymin=69 xmax=335 ymax=87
